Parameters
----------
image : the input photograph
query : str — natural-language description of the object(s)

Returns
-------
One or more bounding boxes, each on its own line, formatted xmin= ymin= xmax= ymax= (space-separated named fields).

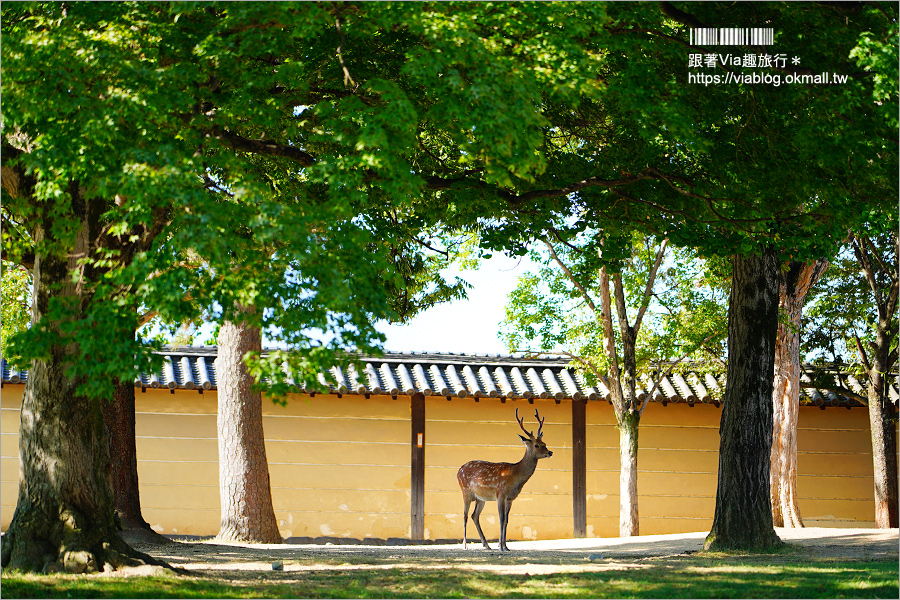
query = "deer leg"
xmin=498 ymin=498 xmax=511 ymax=551
xmin=471 ymin=499 xmax=491 ymax=550
xmin=506 ymin=499 xmax=516 ymax=551
xmin=461 ymin=492 xmax=473 ymax=549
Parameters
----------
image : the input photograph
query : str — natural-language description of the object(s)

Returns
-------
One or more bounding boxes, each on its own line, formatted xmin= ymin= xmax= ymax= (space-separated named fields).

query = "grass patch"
xmin=2 ymin=558 xmax=897 ymax=599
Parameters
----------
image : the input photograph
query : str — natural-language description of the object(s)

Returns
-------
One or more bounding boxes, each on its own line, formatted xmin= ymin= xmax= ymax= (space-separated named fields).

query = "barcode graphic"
xmin=690 ymin=28 xmax=774 ymax=46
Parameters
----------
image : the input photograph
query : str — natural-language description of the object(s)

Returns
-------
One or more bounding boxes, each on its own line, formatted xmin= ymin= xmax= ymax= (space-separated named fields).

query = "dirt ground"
xmin=127 ymin=527 xmax=899 ymax=581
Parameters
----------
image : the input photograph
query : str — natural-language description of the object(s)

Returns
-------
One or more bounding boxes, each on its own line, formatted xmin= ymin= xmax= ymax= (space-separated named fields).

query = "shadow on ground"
xmin=132 ymin=527 xmax=899 ymax=580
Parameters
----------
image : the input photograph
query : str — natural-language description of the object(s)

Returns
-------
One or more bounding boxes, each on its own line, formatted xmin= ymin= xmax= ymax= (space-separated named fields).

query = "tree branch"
xmin=542 ymin=238 xmax=601 ymax=318
xmin=854 ymin=332 xmax=872 ymax=373
xmin=611 ymin=273 xmax=631 ymax=347
xmin=334 ymin=16 xmax=357 ymax=90
xmin=409 ymin=236 xmax=449 ymax=257
xmin=599 ymin=265 xmax=627 ymax=412
xmin=851 ymin=233 xmax=884 ymax=316
xmin=137 ymin=310 xmax=158 ymax=328
xmin=658 ymin=1 xmax=706 ymax=28
xmin=633 ymin=238 xmax=668 ymax=335
xmin=861 ymin=233 xmax=893 ymax=277
xmin=638 ymin=329 xmax=724 ymax=415
xmin=424 ymin=169 xmax=660 ymax=207
xmin=207 ymin=127 xmax=316 ymax=167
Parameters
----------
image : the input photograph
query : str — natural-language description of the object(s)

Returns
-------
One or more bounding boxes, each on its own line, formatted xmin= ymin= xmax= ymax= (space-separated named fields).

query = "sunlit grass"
xmin=2 ymin=559 xmax=897 ymax=598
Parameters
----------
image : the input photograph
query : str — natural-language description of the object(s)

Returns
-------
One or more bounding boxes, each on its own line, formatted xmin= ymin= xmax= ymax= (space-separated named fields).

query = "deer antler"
xmin=515 ymin=407 xmax=535 ymax=439
xmin=534 ymin=409 xmax=545 ymax=438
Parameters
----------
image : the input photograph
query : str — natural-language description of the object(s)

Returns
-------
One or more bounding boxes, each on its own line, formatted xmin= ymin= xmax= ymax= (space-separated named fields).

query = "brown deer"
xmin=457 ymin=408 xmax=553 ymax=551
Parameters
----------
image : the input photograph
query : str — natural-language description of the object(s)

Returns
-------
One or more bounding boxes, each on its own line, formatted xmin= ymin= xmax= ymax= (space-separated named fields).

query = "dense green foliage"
xmin=1 ymin=2 xmax=607 ymax=395
xmin=805 ymin=233 xmax=898 ymax=370
xmin=502 ymin=233 xmax=728 ymax=379
xmin=3 ymin=1 xmax=894 ymax=391
xmin=438 ymin=3 xmax=897 ymax=271
xmin=0 ymin=261 xmax=30 ymax=357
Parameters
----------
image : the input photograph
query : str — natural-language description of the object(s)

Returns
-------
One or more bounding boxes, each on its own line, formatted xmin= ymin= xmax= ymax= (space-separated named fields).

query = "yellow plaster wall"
xmin=1 ymin=387 xmax=412 ymax=540
xmin=130 ymin=390 xmax=219 ymax=536
xmin=604 ymin=402 xmax=721 ymax=536
xmin=1 ymin=385 xmax=894 ymax=539
xmin=261 ymin=392 xmax=409 ymax=541
xmin=795 ymin=407 xmax=877 ymax=527
xmin=131 ymin=389 xmax=413 ymax=540
xmin=592 ymin=402 xmax=881 ymax=532
xmin=1 ymin=387 xmax=24 ymax=529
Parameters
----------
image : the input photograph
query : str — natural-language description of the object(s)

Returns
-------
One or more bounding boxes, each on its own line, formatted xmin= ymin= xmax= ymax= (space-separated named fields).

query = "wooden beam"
xmin=410 ymin=392 xmax=426 ymax=541
xmin=572 ymin=397 xmax=587 ymax=538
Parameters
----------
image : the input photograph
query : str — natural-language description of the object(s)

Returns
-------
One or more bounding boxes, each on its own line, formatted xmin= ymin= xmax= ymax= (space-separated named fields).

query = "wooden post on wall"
xmin=411 ymin=392 xmax=426 ymax=541
xmin=572 ymin=397 xmax=587 ymax=538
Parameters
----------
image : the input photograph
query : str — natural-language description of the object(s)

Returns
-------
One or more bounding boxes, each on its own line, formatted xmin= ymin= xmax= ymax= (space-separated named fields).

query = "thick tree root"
xmin=2 ymin=519 xmax=182 ymax=575
xmin=119 ymin=526 xmax=176 ymax=547
xmin=704 ymin=529 xmax=783 ymax=552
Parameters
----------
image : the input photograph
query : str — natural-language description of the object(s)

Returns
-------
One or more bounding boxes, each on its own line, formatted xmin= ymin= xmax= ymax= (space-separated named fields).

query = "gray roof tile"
xmin=2 ymin=348 xmax=896 ymax=408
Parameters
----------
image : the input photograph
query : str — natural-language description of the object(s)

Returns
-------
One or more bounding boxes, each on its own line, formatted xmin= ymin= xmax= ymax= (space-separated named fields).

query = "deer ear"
xmin=519 ymin=434 xmax=531 ymax=443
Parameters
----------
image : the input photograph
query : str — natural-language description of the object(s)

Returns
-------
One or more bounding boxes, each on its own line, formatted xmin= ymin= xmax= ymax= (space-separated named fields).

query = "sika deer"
xmin=457 ymin=408 xmax=553 ymax=551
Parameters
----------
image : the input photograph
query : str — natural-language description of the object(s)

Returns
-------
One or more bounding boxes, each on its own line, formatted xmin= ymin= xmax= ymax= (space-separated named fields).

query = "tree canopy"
xmin=3 ymin=2 xmax=605 ymax=393
xmin=1 ymin=1 xmax=897 ymax=570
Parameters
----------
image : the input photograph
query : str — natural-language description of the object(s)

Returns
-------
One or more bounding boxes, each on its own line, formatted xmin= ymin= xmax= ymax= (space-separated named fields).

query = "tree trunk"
xmin=216 ymin=315 xmax=282 ymax=543
xmin=103 ymin=379 xmax=148 ymax=531
xmin=850 ymin=233 xmax=899 ymax=528
xmin=619 ymin=410 xmax=640 ymax=537
xmin=868 ymin=327 xmax=899 ymax=528
xmin=770 ymin=259 xmax=827 ymax=527
xmin=1 ymin=202 xmax=163 ymax=573
xmin=705 ymin=251 xmax=782 ymax=551
xmin=103 ymin=378 xmax=173 ymax=545
xmin=598 ymin=265 xmax=643 ymax=537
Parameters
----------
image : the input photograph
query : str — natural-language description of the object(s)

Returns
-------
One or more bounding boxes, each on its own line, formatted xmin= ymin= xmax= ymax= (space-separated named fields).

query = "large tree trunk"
xmin=867 ymin=327 xmax=899 ymax=528
xmin=1 ymin=201 xmax=162 ymax=573
xmin=216 ymin=315 xmax=282 ymax=543
xmin=103 ymin=378 xmax=173 ymax=545
xmin=618 ymin=410 xmax=640 ymax=537
xmin=770 ymin=259 xmax=828 ymax=527
xmin=705 ymin=252 xmax=782 ymax=551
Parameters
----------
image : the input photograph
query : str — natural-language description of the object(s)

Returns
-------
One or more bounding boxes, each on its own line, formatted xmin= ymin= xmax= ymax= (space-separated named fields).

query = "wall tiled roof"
xmin=2 ymin=347 xmax=896 ymax=408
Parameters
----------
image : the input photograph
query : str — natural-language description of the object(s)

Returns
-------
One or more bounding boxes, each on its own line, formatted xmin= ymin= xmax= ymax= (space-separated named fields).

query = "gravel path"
xmin=128 ymin=527 xmax=898 ymax=579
